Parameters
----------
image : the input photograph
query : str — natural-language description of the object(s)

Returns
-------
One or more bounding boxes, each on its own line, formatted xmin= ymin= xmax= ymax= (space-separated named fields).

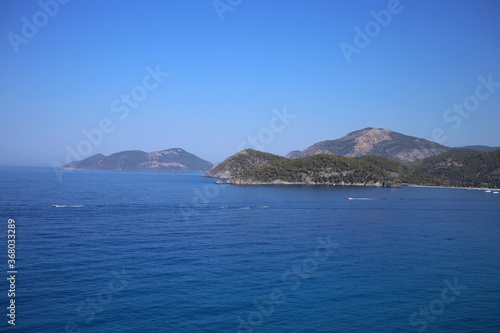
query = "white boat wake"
xmin=347 ymin=197 xmax=375 ymax=200
xmin=218 ymin=206 xmax=269 ymax=209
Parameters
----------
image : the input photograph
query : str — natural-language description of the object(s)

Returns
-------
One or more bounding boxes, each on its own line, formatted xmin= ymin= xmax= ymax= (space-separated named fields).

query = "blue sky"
xmin=1 ymin=0 xmax=499 ymax=166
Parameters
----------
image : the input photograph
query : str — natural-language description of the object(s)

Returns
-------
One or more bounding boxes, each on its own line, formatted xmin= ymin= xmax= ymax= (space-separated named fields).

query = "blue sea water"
xmin=0 ymin=167 xmax=499 ymax=332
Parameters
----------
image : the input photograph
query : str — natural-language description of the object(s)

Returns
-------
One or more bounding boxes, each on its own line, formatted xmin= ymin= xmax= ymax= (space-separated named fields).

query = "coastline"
xmin=218 ymin=180 xmax=500 ymax=191
xmin=220 ymin=180 xmax=403 ymax=187
xmin=407 ymin=184 xmax=500 ymax=191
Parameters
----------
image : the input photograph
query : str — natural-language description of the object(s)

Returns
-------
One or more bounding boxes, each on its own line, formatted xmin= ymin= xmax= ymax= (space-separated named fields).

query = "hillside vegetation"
xmin=229 ymin=154 xmax=437 ymax=186
xmin=206 ymin=148 xmax=500 ymax=188
xmin=412 ymin=149 xmax=500 ymax=187
xmin=203 ymin=149 xmax=285 ymax=179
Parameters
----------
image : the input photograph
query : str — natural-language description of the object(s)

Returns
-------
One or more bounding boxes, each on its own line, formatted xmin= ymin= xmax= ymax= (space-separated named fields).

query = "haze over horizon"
xmin=1 ymin=0 xmax=500 ymax=167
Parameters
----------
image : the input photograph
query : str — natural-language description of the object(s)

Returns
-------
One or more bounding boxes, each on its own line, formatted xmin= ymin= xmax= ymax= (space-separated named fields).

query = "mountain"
xmin=203 ymin=149 xmax=284 ymax=179
xmin=454 ymin=145 xmax=500 ymax=152
xmin=206 ymin=147 xmax=500 ymax=188
xmin=291 ymin=127 xmax=450 ymax=162
xmin=61 ymin=148 xmax=213 ymax=172
xmin=412 ymin=149 xmax=500 ymax=187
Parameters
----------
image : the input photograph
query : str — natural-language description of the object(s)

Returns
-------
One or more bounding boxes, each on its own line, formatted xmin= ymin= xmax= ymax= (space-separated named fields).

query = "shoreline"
xmin=219 ymin=180 xmax=500 ymax=191
xmin=407 ymin=185 xmax=500 ymax=191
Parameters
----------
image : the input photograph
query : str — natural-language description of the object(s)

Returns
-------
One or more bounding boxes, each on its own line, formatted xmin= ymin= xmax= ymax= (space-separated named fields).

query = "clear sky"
xmin=1 ymin=0 xmax=499 ymax=166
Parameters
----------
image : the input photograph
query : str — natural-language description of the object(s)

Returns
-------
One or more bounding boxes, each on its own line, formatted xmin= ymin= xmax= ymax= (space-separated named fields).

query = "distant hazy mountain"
xmin=291 ymin=127 xmax=450 ymax=162
xmin=203 ymin=149 xmax=284 ymax=179
xmin=61 ymin=148 xmax=213 ymax=172
xmin=454 ymin=145 xmax=500 ymax=152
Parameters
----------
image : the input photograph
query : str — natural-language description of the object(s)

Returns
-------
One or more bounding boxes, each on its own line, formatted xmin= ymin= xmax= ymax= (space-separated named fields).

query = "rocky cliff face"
xmin=292 ymin=128 xmax=450 ymax=162
xmin=61 ymin=148 xmax=213 ymax=172
xmin=203 ymin=149 xmax=284 ymax=179
xmin=285 ymin=150 xmax=301 ymax=158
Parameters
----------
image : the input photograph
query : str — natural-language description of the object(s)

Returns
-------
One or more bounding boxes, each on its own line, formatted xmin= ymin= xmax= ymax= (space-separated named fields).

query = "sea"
xmin=0 ymin=167 xmax=499 ymax=333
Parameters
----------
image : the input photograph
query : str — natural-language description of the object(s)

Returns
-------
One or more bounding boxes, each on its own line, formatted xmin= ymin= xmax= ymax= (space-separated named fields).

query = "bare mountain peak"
xmin=156 ymin=148 xmax=180 ymax=155
xmin=340 ymin=127 xmax=390 ymax=138
xmin=340 ymin=128 xmax=394 ymax=156
xmin=292 ymin=128 xmax=449 ymax=162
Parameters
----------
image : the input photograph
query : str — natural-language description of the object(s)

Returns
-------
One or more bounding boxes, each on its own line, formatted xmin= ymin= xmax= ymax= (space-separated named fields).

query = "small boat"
xmin=493 ymin=191 xmax=499 ymax=194
xmin=485 ymin=190 xmax=492 ymax=193
xmin=347 ymin=197 xmax=352 ymax=200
